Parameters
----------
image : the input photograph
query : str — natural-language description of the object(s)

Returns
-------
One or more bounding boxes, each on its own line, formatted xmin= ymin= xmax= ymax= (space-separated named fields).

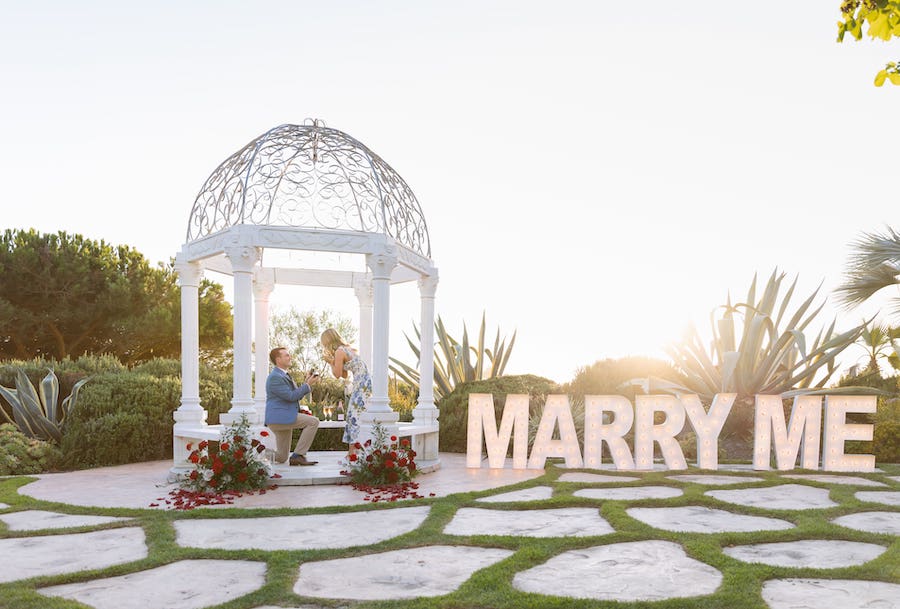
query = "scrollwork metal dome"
xmin=187 ymin=121 xmax=431 ymax=257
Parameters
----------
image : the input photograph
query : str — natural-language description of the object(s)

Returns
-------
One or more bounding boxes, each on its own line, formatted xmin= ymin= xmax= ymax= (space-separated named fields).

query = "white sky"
xmin=1 ymin=1 xmax=897 ymax=382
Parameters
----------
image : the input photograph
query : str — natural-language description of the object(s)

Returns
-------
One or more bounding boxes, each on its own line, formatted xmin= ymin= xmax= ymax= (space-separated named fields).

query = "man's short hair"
xmin=269 ymin=347 xmax=287 ymax=365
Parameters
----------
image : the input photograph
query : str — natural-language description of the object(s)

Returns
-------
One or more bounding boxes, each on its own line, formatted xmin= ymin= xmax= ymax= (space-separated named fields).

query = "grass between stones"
xmin=0 ymin=464 xmax=896 ymax=609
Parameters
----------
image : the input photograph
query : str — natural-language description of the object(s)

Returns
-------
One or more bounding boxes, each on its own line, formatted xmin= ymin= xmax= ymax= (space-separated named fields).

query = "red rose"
xmin=233 ymin=435 xmax=243 ymax=443
xmin=237 ymin=472 xmax=248 ymax=482
xmin=390 ymin=451 xmax=398 ymax=460
xmin=353 ymin=442 xmax=362 ymax=449
xmin=220 ymin=443 xmax=230 ymax=451
xmin=189 ymin=470 xmax=198 ymax=480
xmin=385 ymin=460 xmax=395 ymax=468
xmin=408 ymin=461 xmax=416 ymax=471
xmin=199 ymin=440 xmax=209 ymax=450
xmin=212 ymin=459 xmax=224 ymax=474
xmin=234 ymin=449 xmax=245 ymax=460
xmin=366 ymin=455 xmax=374 ymax=462
xmin=349 ymin=454 xmax=358 ymax=462
xmin=189 ymin=453 xmax=200 ymax=464
xmin=398 ymin=458 xmax=408 ymax=467
xmin=260 ymin=430 xmax=269 ymax=437
xmin=364 ymin=439 xmax=372 ymax=447
xmin=400 ymin=438 xmax=410 ymax=447
xmin=390 ymin=436 xmax=397 ymax=442
xmin=209 ymin=478 xmax=218 ymax=487
xmin=186 ymin=443 xmax=193 ymax=451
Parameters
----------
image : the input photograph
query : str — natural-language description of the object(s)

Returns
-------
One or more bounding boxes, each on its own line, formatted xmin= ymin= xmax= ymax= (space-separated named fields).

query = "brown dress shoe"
xmin=289 ymin=454 xmax=318 ymax=466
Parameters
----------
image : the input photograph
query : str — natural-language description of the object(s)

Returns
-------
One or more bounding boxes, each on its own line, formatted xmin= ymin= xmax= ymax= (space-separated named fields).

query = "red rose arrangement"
xmin=154 ymin=416 xmax=277 ymax=510
xmin=342 ymin=422 xmax=420 ymax=493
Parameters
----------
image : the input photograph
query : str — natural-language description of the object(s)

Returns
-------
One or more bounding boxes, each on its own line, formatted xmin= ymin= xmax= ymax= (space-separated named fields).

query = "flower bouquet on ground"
xmin=342 ymin=422 xmax=429 ymax=502
xmin=154 ymin=415 xmax=277 ymax=510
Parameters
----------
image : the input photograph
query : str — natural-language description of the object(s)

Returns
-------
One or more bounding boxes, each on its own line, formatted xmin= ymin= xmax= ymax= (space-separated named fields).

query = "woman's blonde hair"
xmin=320 ymin=328 xmax=348 ymax=358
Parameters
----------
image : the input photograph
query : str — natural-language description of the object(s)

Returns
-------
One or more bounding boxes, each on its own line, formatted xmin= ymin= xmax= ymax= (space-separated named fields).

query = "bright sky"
xmin=2 ymin=1 xmax=897 ymax=383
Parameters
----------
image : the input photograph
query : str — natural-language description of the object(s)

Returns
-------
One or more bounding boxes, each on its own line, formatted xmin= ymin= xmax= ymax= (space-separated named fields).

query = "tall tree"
xmin=836 ymin=226 xmax=900 ymax=314
xmin=0 ymin=229 xmax=232 ymax=362
xmin=268 ymin=307 xmax=357 ymax=374
xmin=837 ymin=1 xmax=900 ymax=86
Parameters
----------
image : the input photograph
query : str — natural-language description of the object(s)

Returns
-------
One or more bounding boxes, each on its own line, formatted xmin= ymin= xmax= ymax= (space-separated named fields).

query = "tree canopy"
xmin=0 ymin=229 xmax=232 ymax=363
xmin=838 ymin=1 xmax=900 ymax=86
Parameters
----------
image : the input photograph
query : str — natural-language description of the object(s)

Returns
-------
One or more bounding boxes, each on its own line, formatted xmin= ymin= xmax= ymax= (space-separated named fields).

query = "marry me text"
xmin=466 ymin=393 xmax=876 ymax=472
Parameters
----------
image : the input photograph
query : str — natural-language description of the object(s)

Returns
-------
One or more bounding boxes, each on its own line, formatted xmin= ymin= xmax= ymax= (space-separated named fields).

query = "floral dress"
xmin=340 ymin=346 xmax=372 ymax=444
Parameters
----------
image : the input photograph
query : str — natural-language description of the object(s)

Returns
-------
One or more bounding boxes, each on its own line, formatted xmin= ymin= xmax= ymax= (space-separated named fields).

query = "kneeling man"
xmin=265 ymin=347 xmax=320 ymax=466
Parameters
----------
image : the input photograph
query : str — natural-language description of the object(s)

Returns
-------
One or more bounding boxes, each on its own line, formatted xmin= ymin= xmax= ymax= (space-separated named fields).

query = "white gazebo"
xmin=171 ymin=120 xmax=439 ymax=478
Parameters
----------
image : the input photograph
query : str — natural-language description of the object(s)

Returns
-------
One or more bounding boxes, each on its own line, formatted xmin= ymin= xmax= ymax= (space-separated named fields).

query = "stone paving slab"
xmin=512 ymin=540 xmax=722 ymax=602
xmin=724 ymin=539 xmax=887 ymax=568
xmin=253 ymin=606 xmax=344 ymax=609
xmin=0 ymin=502 xmax=8 ymax=510
xmin=888 ymin=476 xmax=900 ymax=483
xmin=627 ymin=506 xmax=795 ymax=533
xmin=174 ymin=505 xmax=430 ymax=550
xmin=854 ymin=491 xmax=900 ymax=506
xmin=832 ymin=511 xmax=900 ymax=535
xmin=444 ymin=507 xmax=615 ymax=537
xmin=667 ymin=474 xmax=764 ymax=486
xmin=475 ymin=486 xmax=553 ymax=503
xmin=706 ymin=484 xmax=836 ymax=510
xmin=0 ymin=528 xmax=147 ymax=584
xmin=557 ymin=473 xmax=639 ymax=483
xmin=293 ymin=545 xmax=514 ymax=600
xmin=573 ymin=486 xmax=683 ymax=501
xmin=39 ymin=559 xmax=266 ymax=609
xmin=762 ymin=578 xmax=900 ymax=609
xmin=783 ymin=474 xmax=888 ymax=487
xmin=0 ymin=510 xmax=130 ymax=531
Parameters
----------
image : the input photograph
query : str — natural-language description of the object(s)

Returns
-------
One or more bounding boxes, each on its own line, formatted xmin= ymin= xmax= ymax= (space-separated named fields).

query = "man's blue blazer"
xmin=265 ymin=368 xmax=312 ymax=425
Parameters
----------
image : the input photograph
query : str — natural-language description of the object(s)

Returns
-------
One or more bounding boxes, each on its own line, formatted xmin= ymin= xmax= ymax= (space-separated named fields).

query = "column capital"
xmin=354 ymin=280 xmax=374 ymax=306
xmin=174 ymin=256 xmax=203 ymax=288
xmin=365 ymin=253 xmax=398 ymax=281
xmin=253 ymin=269 xmax=275 ymax=299
xmin=418 ymin=275 xmax=439 ymax=298
xmin=224 ymin=246 xmax=261 ymax=274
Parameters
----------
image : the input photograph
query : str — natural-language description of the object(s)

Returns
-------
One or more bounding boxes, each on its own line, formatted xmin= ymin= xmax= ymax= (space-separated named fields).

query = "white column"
xmin=413 ymin=274 xmax=439 ymax=422
xmin=354 ymin=277 xmax=374 ymax=366
xmin=253 ymin=269 xmax=275 ymax=423
xmin=360 ymin=252 xmax=399 ymax=433
xmin=412 ymin=273 xmax=440 ymax=461
xmin=222 ymin=245 xmax=260 ymax=425
xmin=172 ymin=255 xmax=206 ymax=466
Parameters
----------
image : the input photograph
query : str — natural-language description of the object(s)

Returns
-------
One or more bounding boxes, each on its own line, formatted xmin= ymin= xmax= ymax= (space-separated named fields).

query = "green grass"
xmin=0 ymin=464 xmax=898 ymax=609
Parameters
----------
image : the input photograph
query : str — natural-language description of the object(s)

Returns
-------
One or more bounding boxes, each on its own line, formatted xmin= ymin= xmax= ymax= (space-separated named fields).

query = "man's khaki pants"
xmin=268 ymin=413 xmax=320 ymax=463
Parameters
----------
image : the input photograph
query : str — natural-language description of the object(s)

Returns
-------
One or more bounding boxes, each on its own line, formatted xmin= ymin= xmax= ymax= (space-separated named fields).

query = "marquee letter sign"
xmin=466 ymin=393 xmax=877 ymax=473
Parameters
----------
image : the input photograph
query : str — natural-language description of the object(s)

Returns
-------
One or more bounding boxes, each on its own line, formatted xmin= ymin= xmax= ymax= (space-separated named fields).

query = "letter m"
xmin=466 ymin=393 xmax=529 ymax=469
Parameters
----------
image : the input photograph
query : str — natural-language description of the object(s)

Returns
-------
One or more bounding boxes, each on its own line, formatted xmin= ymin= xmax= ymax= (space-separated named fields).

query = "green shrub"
xmin=437 ymin=374 xmax=558 ymax=453
xmin=0 ymin=423 xmax=62 ymax=475
xmin=562 ymin=356 xmax=684 ymax=399
xmin=60 ymin=372 xmax=182 ymax=468
xmin=873 ymin=399 xmax=900 ymax=463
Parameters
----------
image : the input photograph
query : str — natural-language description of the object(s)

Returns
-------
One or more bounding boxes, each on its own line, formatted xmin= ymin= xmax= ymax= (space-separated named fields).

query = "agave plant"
xmin=389 ymin=313 xmax=516 ymax=401
xmin=0 ymin=369 xmax=89 ymax=443
xmin=629 ymin=270 xmax=869 ymax=404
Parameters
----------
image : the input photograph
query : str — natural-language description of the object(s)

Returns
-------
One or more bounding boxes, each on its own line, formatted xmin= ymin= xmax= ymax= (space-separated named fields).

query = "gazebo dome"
xmin=187 ymin=120 xmax=431 ymax=257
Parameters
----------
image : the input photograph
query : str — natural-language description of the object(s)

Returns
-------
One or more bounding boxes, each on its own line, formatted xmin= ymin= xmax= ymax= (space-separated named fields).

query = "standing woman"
xmin=321 ymin=328 xmax=372 ymax=449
